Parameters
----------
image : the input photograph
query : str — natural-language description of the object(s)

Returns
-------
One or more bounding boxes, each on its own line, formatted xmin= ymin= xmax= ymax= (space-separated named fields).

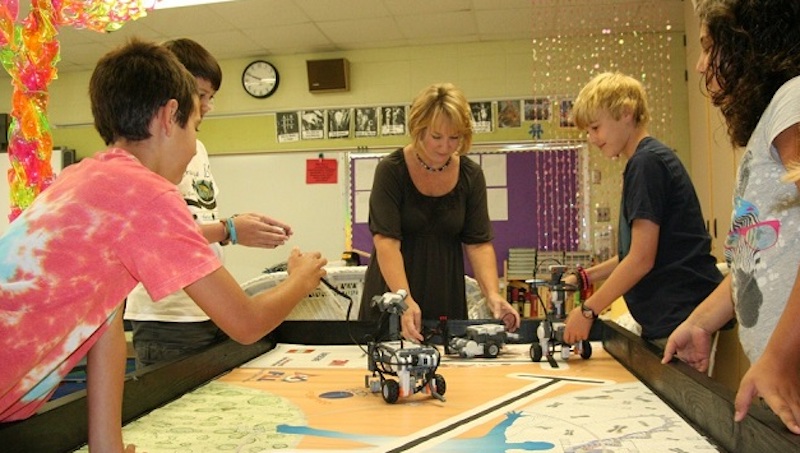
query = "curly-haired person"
xmin=663 ymin=0 xmax=800 ymax=435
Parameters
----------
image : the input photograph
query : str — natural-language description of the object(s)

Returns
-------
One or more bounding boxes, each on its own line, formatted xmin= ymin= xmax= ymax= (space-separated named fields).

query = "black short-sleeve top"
xmin=359 ymin=148 xmax=493 ymax=322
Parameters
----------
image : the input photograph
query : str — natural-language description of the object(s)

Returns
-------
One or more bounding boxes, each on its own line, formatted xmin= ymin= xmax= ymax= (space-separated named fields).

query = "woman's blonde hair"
xmin=571 ymin=72 xmax=651 ymax=130
xmin=407 ymin=82 xmax=473 ymax=155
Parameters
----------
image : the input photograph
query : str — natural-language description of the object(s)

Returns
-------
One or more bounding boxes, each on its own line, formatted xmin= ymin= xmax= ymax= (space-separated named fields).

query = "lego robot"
xmin=528 ymin=265 xmax=592 ymax=367
xmin=365 ymin=290 xmax=446 ymax=404
xmin=448 ymin=323 xmax=521 ymax=358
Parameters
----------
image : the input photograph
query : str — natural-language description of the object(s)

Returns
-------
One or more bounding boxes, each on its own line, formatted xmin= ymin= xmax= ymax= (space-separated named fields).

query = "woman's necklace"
xmin=415 ymin=152 xmax=452 ymax=172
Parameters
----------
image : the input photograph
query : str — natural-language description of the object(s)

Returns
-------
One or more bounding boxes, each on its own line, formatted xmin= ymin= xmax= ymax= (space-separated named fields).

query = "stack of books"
xmin=507 ymin=247 xmax=537 ymax=278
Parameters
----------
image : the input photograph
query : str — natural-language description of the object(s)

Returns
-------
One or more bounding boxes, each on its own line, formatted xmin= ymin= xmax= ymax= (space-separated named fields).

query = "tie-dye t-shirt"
xmin=727 ymin=76 xmax=800 ymax=364
xmin=125 ymin=140 xmax=224 ymax=322
xmin=0 ymin=148 xmax=221 ymax=421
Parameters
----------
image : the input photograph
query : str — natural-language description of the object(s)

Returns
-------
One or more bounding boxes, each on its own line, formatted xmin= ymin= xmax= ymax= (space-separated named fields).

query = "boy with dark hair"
xmin=0 ymin=38 xmax=326 ymax=452
xmin=124 ymin=38 xmax=293 ymax=368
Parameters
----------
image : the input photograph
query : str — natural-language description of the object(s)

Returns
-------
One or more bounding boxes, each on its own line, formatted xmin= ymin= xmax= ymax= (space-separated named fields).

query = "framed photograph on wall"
xmin=524 ymin=98 xmax=551 ymax=121
xmin=470 ymin=101 xmax=493 ymax=133
xmin=327 ymin=108 xmax=352 ymax=139
xmin=559 ymin=98 xmax=575 ymax=128
xmin=497 ymin=100 xmax=522 ymax=128
xmin=380 ymin=106 xmax=406 ymax=136
xmin=355 ymin=107 xmax=378 ymax=137
xmin=276 ymin=111 xmax=300 ymax=143
xmin=301 ymin=109 xmax=325 ymax=140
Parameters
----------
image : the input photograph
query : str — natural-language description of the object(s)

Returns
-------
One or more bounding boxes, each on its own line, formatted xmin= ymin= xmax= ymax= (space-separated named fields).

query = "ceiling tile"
xmin=210 ymin=0 xmax=311 ymax=28
xmin=384 ymin=0 xmax=474 ymax=16
xmin=295 ymin=0 xmax=391 ymax=22
xmin=395 ymin=11 xmax=478 ymax=40
xmin=0 ymin=0 xmax=685 ymax=74
xmin=316 ymin=17 xmax=404 ymax=46
xmin=244 ymin=22 xmax=335 ymax=55
xmin=476 ymin=8 xmax=532 ymax=38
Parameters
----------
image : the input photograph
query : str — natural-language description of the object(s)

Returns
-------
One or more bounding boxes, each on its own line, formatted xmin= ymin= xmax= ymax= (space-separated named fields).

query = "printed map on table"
xmin=78 ymin=344 xmax=719 ymax=452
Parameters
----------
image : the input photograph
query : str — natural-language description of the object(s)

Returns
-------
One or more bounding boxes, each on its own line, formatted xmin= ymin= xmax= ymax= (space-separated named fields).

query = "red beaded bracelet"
xmin=577 ymin=266 xmax=590 ymax=289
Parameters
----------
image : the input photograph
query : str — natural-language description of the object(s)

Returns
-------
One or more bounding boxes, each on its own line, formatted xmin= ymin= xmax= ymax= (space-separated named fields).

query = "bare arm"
xmin=563 ymin=218 xmax=659 ymax=344
xmin=200 ymin=213 xmax=291 ymax=248
xmin=562 ymin=254 xmax=619 ymax=302
xmin=662 ymin=274 xmax=734 ymax=371
xmin=86 ymin=306 xmax=130 ymax=452
xmin=185 ymin=247 xmax=326 ymax=344
xmin=464 ymin=242 xmax=520 ymax=331
xmin=734 ymin=122 xmax=800 ymax=433
xmin=581 ymin=254 xmax=621 ymax=284
xmin=372 ymin=233 xmax=423 ymax=341
xmin=736 ymin=264 xmax=800 ymax=433
xmin=372 ymin=234 xmax=411 ymax=294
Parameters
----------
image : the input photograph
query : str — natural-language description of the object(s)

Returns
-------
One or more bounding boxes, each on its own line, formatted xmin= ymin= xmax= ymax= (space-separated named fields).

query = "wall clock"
xmin=242 ymin=60 xmax=279 ymax=98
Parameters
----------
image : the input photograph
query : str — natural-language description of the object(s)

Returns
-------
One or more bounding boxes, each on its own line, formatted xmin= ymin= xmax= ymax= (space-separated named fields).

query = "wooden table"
xmin=2 ymin=321 xmax=798 ymax=453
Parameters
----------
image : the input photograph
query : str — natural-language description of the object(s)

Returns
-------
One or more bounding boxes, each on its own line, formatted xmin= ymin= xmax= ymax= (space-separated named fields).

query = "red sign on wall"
xmin=306 ymin=158 xmax=338 ymax=184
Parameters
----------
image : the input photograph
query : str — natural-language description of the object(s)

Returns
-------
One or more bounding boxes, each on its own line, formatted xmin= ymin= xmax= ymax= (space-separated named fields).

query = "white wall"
xmin=209 ymin=151 xmax=347 ymax=283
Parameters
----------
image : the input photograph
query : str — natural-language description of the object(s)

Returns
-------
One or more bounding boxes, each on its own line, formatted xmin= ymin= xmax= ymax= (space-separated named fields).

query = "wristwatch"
xmin=581 ymin=304 xmax=598 ymax=319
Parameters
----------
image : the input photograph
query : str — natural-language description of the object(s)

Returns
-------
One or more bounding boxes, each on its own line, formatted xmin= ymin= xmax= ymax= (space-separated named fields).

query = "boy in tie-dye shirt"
xmin=0 ymin=39 xmax=327 ymax=452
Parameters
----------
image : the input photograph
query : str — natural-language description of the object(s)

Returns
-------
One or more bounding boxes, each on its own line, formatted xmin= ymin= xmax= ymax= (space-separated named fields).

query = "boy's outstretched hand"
xmin=286 ymin=247 xmax=327 ymax=292
xmin=233 ymin=213 xmax=292 ymax=249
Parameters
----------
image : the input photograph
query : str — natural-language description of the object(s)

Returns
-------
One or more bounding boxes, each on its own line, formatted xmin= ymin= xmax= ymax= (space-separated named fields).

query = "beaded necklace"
xmin=415 ymin=153 xmax=452 ymax=172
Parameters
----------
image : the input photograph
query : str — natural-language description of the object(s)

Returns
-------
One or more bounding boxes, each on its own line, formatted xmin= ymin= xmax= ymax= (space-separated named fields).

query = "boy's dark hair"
xmin=90 ymin=38 xmax=197 ymax=145
xmin=164 ymin=38 xmax=222 ymax=91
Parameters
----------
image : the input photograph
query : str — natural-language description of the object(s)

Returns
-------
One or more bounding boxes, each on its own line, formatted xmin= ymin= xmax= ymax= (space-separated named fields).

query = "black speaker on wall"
xmin=306 ymin=58 xmax=350 ymax=93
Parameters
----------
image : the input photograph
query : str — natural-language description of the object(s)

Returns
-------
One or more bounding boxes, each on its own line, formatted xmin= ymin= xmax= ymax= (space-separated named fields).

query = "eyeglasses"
xmin=724 ymin=219 xmax=780 ymax=251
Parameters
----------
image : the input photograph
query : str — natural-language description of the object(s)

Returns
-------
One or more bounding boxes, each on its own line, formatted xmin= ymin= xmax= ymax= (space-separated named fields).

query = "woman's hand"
xmin=487 ymin=294 xmax=520 ymax=332
xmin=400 ymin=297 xmax=423 ymax=342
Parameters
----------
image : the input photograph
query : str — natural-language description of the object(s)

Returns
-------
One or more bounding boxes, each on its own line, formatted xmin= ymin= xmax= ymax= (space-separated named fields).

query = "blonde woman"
xmin=359 ymin=83 xmax=520 ymax=341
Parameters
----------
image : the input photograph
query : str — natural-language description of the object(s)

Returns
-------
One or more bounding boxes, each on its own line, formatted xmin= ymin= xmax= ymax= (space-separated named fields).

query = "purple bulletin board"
xmin=348 ymin=145 xmax=584 ymax=276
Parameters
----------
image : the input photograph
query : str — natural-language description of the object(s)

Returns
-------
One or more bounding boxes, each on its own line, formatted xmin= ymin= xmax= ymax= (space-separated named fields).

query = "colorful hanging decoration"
xmin=530 ymin=0 xmax=676 ymax=253
xmin=1 ymin=0 xmax=156 ymax=222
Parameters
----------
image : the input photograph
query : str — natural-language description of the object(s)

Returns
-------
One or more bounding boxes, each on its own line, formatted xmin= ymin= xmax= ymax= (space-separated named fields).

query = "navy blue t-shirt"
xmin=618 ymin=137 xmax=722 ymax=339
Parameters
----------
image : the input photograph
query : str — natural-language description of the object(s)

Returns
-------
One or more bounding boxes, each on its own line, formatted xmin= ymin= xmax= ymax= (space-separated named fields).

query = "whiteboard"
xmin=209 ymin=152 xmax=348 ymax=284
xmin=0 ymin=149 xmax=64 ymax=235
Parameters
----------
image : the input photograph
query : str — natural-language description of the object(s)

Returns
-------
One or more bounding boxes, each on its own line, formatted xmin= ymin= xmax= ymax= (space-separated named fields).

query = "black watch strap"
xmin=581 ymin=304 xmax=598 ymax=319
